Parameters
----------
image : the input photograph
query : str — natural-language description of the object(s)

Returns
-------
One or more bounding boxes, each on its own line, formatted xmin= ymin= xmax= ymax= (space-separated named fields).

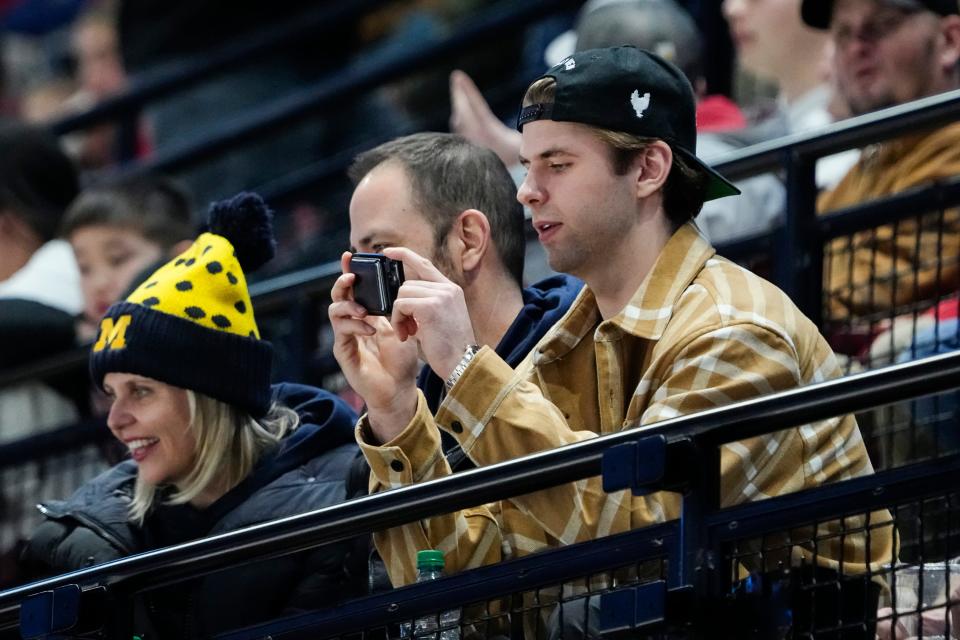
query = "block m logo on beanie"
xmin=93 ymin=314 xmax=132 ymax=352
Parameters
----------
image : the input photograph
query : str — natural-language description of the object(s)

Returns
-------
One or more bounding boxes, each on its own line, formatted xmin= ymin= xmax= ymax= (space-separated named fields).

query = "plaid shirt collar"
xmin=535 ymin=222 xmax=715 ymax=363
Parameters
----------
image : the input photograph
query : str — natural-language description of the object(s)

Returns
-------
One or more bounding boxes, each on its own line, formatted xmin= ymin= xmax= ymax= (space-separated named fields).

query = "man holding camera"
xmin=330 ymin=47 xmax=893 ymax=592
xmin=344 ymin=133 xmax=582 ymax=468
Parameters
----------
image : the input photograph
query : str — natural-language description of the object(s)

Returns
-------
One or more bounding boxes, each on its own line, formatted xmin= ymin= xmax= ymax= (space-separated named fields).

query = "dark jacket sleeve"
xmin=20 ymin=519 xmax=125 ymax=583
xmin=19 ymin=520 xmax=72 ymax=582
xmin=278 ymin=450 xmax=374 ymax=612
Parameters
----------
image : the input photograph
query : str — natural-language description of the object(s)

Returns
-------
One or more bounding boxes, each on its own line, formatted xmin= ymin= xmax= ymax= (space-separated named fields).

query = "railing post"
xmin=598 ymin=436 xmax=701 ymax=636
xmin=677 ymin=441 xmax=722 ymax=640
xmin=776 ymin=148 xmax=822 ymax=325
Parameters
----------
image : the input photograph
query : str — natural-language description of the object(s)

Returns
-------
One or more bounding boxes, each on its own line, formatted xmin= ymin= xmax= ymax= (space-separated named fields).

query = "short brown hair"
xmin=61 ymin=175 xmax=194 ymax=249
xmin=349 ymin=133 xmax=525 ymax=286
xmin=521 ymin=77 xmax=708 ymax=228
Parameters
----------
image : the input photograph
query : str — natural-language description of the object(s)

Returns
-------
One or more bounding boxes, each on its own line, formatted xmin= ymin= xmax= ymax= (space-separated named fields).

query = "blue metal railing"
xmin=1 ymin=350 xmax=958 ymax=637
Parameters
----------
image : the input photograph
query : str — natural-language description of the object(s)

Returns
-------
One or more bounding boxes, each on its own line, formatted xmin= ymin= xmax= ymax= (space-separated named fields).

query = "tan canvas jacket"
xmin=819 ymin=121 xmax=960 ymax=322
xmin=358 ymin=223 xmax=895 ymax=588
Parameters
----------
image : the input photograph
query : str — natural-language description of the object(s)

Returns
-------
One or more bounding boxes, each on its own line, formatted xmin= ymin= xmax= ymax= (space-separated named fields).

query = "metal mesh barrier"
xmin=724 ymin=487 xmax=958 ymax=639
xmin=302 ymin=558 xmax=668 ymax=640
xmin=859 ymin=387 xmax=960 ymax=471
xmin=818 ymin=192 xmax=960 ymax=474
xmin=823 ymin=206 xmax=959 ymax=372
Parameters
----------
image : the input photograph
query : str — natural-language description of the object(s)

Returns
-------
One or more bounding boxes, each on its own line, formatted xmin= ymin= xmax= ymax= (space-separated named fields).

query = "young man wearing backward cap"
xmin=329 ymin=47 xmax=894 ymax=630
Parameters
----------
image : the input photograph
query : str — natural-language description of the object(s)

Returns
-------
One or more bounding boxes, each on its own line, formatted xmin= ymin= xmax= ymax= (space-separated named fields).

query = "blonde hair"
xmin=128 ymin=392 xmax=299 ymax=525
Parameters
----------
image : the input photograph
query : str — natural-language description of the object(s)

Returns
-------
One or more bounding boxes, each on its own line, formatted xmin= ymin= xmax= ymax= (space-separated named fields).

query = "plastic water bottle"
xmin=398 ymin=550 xmax=461 ymax=639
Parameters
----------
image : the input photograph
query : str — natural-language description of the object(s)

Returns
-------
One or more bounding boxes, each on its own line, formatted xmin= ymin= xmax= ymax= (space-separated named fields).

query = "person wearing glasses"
xmin=802 ymin=0 xmax=960 ymax=333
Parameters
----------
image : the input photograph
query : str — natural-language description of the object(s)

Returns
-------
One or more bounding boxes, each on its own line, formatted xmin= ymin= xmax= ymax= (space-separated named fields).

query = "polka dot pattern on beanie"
xmin=125 ymin=231 xmax=259 ymax=338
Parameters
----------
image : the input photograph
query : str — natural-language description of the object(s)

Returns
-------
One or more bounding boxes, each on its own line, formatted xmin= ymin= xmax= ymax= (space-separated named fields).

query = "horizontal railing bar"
xmin=728 ymin=175 xmax=960 ymax=256
xmin=712 ymin=89 xmax=960 ymax=181
xmin=47 ymin=0 xmax=394 ymax=135
xmin=817 ymin=175 xmax=960 ymax=240
xmin=0 ymin=418 xmax=109 ymax=467
xmin=0 ymin=348 xmax=88 ymax=390
xmin=0 ymin=350 xmax=957 ymax=623
xmin=670 ymin=351 xmax=960 ymax=448
xmin=216 ymin=521 xmax=679 ymax=640
xmin=706 ymin=453 xmax=960 ymax=542
xmin=247 ymin=261 xmax=342 ymax=309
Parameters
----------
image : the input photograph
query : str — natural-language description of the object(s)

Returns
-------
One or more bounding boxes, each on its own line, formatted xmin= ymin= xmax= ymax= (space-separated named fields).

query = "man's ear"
xmin=635 ymin=141 xmax=672 ymax=200
xmin=938 ymin=15 xmax=960 ymax=74
xmin=453 ymin=209 xmax=491 ymax=273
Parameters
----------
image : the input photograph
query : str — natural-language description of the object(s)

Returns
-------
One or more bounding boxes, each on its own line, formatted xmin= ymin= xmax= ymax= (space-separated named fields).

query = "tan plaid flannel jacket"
xmin=358 ymin=223 xmax=895 ymax=587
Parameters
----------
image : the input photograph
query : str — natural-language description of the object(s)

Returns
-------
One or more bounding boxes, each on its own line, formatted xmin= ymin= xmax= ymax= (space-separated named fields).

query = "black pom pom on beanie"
xmin=207 ymin=192 xmax=277 ymax=272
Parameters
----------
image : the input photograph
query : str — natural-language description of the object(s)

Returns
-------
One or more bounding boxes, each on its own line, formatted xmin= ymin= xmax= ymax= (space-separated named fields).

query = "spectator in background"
xmin=71 ymin=4 xmax=124 ymax=100
xmin=449 ymin=0 xmax=786 ymax=244
xmin=65 ymin=2 xmax=141 ymax=168
xmin=0 ymin=120 xmax=82 ymax=441
xmin=722 ymin=0 xmax=860 ymax=189
xmin=16 ymin=3 xmax=140 ymax=170
xmin=22 ymin=193 xmax=366 ymax=638
xmin=61 ymin=175 xmax=194 ymax=342
xmin=801 ymin=0 xmax=960 ymax=331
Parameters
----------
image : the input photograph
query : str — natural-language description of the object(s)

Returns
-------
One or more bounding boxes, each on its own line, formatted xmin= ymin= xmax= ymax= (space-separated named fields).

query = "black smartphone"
xmin=349 ymin=253 xmax=405 ymax=316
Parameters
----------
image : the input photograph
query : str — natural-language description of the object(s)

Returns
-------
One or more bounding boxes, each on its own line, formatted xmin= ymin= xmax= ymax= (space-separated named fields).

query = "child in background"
xmin=61 ymin=176 xmax=194 ymax=342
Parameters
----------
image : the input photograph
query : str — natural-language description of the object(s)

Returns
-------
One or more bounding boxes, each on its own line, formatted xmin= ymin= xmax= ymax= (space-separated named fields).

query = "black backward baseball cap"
xmin=516 ymin=46 xmax=740 ymax=202
xmin=802 ymin=0 xmax=959 ymax=29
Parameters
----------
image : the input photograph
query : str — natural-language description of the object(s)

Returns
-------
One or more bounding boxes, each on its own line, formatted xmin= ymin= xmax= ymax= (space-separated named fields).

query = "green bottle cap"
xmin=416 ymin=549 xmax=445 ymax=570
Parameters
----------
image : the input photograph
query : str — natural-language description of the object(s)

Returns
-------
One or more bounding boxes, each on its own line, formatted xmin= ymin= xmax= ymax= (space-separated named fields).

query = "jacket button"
xmin=390 ymin=459 xmax=404 ymax=472
xmin=450 ymin=421 xmax=463 ymax=434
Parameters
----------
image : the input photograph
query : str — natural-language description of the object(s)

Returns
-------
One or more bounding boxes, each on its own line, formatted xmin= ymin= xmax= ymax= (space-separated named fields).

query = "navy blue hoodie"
xmin=416 ymin=274 xmax=583 ymax=470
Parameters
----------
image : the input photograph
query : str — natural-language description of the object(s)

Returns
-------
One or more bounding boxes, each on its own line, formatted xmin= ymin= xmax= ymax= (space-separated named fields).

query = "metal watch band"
xmin=445 ymin=344 xmax=481 ymax=391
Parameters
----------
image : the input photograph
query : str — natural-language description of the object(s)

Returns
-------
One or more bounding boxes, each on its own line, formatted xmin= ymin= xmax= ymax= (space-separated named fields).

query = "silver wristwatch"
xmin=445 ymin=344 xmax=481 ymax=391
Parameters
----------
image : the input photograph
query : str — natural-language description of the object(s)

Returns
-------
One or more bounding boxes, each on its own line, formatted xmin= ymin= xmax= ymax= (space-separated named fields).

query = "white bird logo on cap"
xmin=631 ymin=90 xmax=651 ymax=118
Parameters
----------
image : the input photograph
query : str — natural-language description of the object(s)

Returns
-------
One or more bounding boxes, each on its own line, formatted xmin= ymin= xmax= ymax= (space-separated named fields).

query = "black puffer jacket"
xmin=21 ymin=383 xmax=367 ymax=638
